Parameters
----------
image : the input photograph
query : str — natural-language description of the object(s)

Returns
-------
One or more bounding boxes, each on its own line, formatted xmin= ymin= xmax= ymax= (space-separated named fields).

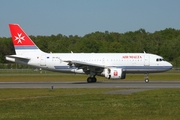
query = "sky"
xmin=0 ymin=0 xmax=180 ymax=37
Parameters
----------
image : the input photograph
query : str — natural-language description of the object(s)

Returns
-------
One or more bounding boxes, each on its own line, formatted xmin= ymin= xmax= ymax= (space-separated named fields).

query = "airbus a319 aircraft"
xmin=6 ymin=24 xmax=172 ymax=83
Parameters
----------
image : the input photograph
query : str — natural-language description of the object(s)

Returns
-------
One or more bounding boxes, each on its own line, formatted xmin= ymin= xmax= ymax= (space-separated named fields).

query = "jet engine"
xmin=104 ymin=68 xmax=126 ymax=80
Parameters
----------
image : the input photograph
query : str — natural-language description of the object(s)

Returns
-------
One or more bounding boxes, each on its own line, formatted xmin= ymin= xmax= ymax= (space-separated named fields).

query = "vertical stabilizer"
xmin=9 ymin=24 xmax=43 ymax=55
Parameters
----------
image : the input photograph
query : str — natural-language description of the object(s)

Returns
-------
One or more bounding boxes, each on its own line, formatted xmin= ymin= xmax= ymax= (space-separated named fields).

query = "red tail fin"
xmin=8 ymin=24 xmax=43 ymax=55
xmin=9 ymin=24 xmax=38 ymax=50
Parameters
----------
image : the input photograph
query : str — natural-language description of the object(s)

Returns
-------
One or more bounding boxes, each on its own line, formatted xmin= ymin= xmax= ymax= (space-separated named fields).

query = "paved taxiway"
xmin=0 ymin=81 xmax=180 ymax=89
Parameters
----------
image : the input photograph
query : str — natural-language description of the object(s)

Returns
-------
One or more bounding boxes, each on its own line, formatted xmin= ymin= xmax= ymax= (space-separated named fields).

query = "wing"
xmin=64 ymin=60 xmax=105 ymax=73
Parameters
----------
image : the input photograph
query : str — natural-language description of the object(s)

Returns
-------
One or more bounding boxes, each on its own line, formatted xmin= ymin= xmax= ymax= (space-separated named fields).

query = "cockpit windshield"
xmin=156 ymin=58 xmax=165 ymax=62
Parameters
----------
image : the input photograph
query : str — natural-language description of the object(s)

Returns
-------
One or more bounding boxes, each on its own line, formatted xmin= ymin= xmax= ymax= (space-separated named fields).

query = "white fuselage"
xmin=10 ymin=52 xmax=172 ymax=74
xmin=6 ymin=24 xmax=173 ymax=83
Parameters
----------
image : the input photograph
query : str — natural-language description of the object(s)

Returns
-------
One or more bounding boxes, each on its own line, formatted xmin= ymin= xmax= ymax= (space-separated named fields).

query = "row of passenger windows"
xmin=51 ymin=57 xmax=165 ymax=62
xmin=52 ymin=59 xmax=143 ymax=62
xmin=70 ymin=59 xmax=142 ymax=62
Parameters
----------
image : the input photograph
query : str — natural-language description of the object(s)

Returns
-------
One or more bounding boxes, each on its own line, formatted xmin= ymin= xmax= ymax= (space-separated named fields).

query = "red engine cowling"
xmin=104 ymin=68 xmax=126 ymax=80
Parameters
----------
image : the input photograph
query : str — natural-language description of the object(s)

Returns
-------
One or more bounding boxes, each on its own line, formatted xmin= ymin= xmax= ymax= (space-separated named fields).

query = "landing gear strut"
xmin=144 ymin=73 xmax=149 ymax=83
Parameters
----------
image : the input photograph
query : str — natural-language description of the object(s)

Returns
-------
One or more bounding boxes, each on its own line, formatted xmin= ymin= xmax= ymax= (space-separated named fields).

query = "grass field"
xmin=0 ymin=69 xmax=179 ymax=82
xmin=0 ymin=69 xmax=180 ymax=119
xmin=0 ymin=88 xmax=180 ymax=120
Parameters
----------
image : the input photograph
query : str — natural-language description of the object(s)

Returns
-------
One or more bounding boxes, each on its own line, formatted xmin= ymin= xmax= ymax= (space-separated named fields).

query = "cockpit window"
xmin=156 ymin=58 xmax=165 ymax=62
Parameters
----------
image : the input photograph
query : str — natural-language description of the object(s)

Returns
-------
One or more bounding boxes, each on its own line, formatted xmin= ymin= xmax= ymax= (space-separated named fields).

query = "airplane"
xmin=6 ymin=24 xmax=173 ymax=83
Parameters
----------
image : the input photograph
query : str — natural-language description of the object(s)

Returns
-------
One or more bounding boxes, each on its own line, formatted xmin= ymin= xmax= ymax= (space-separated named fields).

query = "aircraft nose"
xmin=168 ymin=62 xmax=173 ymax=70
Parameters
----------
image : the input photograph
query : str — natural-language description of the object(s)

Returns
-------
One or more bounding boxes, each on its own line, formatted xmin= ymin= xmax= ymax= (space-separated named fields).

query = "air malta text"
xmin=122 ymin=55 xmax=142 ymax=59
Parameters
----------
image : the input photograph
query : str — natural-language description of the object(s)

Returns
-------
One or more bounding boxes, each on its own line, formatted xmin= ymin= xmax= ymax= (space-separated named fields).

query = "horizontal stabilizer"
xmin=6 ymin=55 xmax=30 ymax=60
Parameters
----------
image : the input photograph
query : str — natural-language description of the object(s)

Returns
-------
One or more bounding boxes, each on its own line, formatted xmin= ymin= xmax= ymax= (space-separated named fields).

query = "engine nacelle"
xmin=104 ymin=68 xmax=126 ymax=80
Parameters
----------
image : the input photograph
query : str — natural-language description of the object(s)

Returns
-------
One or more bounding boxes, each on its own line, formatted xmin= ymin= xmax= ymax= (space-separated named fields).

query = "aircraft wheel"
xmin=145 ymin=78 xmax=149 ymax=83
xmin=93 ymin=77 xmax=97 ymax=82
xmin=87 ymin=77 xmax=97 ymax=83
xmin=87 ymin=77 xmax=93 ymax=83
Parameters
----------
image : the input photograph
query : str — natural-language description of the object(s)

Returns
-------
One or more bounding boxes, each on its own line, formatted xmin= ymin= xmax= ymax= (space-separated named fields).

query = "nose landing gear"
xmin=144 ymin=73 xmax=149 ymax=83
xmin=145 ymin=78 xmax=149 ymax=83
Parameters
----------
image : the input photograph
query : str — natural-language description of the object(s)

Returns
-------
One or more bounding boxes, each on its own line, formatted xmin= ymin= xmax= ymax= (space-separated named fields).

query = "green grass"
xmin=0 ymin=88 xmax=180 ymax=120
xmin=0 ymin=69 xmax=180 ymax=82
xmin=0 ymin=69 xmax=180 ymax=119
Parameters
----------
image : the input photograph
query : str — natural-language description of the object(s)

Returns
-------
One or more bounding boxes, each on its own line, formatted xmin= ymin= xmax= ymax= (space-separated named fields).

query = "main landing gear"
xmin=87 ymin=71 xmax=97 ymax=83
xmin=144 ymin=73 xmax=149 ymax=83
xmin=87 ymin=77 xmax=97 ymax=83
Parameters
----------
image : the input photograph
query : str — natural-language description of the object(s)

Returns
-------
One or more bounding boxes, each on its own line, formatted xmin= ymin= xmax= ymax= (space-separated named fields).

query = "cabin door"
xmin=144 ymin=55 xmax=150 ymax=66
xmin=40 ymin=55 xmax=46 ymax=66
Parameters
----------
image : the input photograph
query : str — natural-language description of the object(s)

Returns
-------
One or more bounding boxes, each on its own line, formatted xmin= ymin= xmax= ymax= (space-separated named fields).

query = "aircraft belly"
xmin=121 ymin=66 xmax=171 ymax=73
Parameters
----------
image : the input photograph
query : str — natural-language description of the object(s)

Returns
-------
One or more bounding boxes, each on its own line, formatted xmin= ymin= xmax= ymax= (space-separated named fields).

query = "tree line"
xmin=0 ymin=28 xmax=180 ymax=68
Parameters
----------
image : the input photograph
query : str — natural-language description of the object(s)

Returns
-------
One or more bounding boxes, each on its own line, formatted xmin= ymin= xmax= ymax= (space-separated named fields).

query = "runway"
xmin=0 ymin=81 xmax=180 ymax=89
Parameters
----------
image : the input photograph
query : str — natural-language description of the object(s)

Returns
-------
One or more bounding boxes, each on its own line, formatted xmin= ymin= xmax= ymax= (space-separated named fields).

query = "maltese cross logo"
xmin=14 ymin=33 xmax=25 ymax=44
